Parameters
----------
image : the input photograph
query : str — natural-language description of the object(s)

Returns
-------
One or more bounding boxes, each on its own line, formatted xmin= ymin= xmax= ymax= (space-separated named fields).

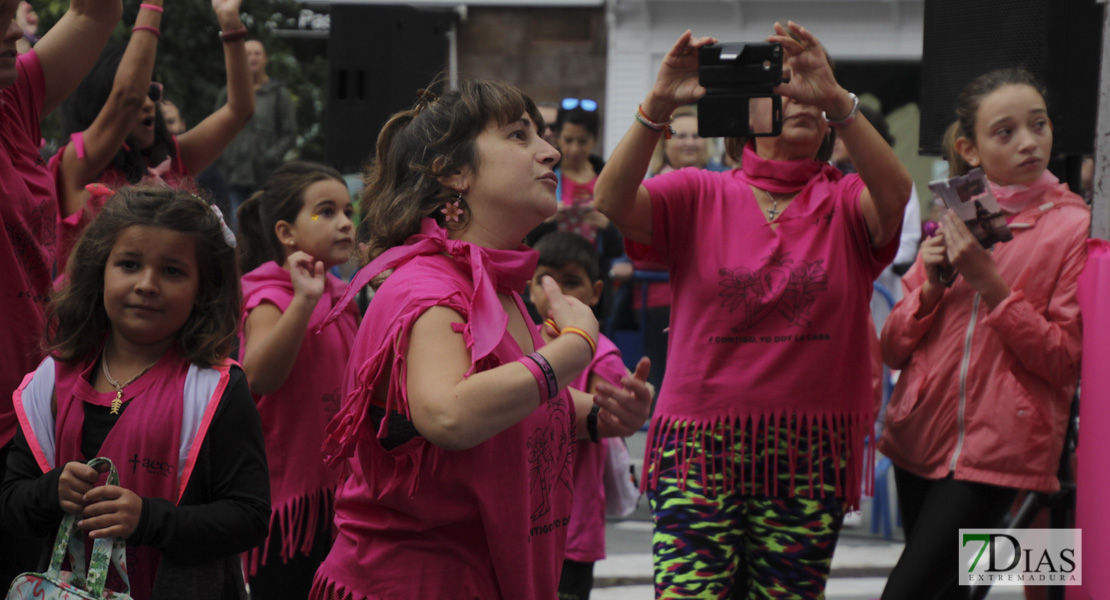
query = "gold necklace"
xmin=102 ymin=352 xmax=159 ymax=415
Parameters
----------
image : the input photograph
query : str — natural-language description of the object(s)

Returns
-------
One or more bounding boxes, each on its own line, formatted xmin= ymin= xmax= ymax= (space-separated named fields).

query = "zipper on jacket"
xmin=950 ymin=293 xmax=981 ymax=472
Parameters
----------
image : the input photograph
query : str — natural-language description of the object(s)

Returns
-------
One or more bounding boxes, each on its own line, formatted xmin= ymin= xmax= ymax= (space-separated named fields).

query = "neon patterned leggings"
xmin=647 ymin=419 xmax=846 ymax=599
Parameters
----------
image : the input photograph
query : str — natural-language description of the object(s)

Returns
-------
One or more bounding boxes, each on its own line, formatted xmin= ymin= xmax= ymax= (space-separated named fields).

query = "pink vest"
xmin=564 ymin=333 xmax=626 ymax=563
xmin=13 ymin=352 xmax=231 ymax=599
xmin=239 ymin=261 xmax=359 ymax=572
xmin=312 ymin=220 xmax=575 ymax=600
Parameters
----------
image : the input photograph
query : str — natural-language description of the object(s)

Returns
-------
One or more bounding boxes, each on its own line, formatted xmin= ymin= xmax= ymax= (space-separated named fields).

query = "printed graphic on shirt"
xmin=527 ymin=399 xmax=574 ymax=539
xmin=322 ymin=387 xmax=342 ymax=420
xmin=812 ymin=207 xmax=838 ymax=226
xmin=718 ymin=250 xmax=828 ymax=331
xmin=128 ymin=452 xmax=177 ymax=478
xmin=6 ymin=197 xmax=57 ymax=282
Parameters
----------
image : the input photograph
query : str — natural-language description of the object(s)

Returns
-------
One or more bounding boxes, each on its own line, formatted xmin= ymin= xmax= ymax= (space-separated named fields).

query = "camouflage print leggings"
xmin=647 ymin=419 xmax=846 ymax=599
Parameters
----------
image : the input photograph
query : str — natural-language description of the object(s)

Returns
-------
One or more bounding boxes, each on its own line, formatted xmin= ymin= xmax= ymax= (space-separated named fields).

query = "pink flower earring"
xmin=442 ymin=191 xmax=464 ymax=223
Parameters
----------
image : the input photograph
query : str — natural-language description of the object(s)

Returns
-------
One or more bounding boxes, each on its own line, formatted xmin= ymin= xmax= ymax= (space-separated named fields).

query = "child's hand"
xmin=594 ymin=356 xmax=653 ymax=437
xmin=58 ymin=461 xmax=100 ymax=514
xmin=79 ymin=485 xmax=142 ymax=539
xmin=288 ymin=250 xmax=326 ymax=306
xmin=537 ymin=275 xmax=599 ymax=343
xmin=943 ymin=210 xmax=1011 ymax=308
xmin=920 ymin=230 xmax=952 ymax=288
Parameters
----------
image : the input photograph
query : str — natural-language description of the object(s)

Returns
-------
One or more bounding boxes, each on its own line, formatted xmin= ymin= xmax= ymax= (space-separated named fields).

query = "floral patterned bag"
xmin=6 ymin=457 xmax=130 ymax=600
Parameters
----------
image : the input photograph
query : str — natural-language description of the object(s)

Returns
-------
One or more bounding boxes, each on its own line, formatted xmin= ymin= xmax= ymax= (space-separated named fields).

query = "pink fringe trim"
xmin=309 ymin=575 xmax=368 ymax=600
xmin=642 ymin=410 xmax=874 ymax=511
xmin=244 ymin=487 xmax=335 ymax=577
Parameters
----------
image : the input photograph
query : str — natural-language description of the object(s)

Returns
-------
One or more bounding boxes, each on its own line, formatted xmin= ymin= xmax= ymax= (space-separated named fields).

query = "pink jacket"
xmin=878 ymin=187 xmax=1088 ymax=493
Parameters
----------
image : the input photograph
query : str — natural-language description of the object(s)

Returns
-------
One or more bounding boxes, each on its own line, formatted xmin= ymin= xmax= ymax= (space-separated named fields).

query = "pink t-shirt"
xmin=313 ymin=220 xmax=575 ymax=600
xmin=0 ymin=51 xmax=56 ymax=447
xmin=564 ymin=333 xmax=626 ymax=564
xmin=239 ymin=261 xmax=358 ymax=572
xmin=556 ymin=172 xmax=599 ymax=244
xmin=632 ymin=156 xmax=896 ymax=507
xmin=50 ymin=132 xmax=190 ymax=274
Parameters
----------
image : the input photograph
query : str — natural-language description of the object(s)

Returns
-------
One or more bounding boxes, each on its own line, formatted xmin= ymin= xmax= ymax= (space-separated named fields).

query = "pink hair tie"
xmin=132 ymin=25 xmax=160 ymax=37
xmin=139 ymin=3 xmax=163 ymax=13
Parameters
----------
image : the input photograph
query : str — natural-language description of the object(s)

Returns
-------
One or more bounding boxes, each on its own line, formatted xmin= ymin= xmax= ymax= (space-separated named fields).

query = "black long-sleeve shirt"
xmin=0 ymin=366 xmax=270 ymax=566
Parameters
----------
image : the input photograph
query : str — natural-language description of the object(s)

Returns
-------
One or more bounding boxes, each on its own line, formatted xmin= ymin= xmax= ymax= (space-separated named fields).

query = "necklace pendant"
xmin=767 ymin=206 xmax=779 ymax=220
xmin=110 ymin=389 xmax=122 ymax=415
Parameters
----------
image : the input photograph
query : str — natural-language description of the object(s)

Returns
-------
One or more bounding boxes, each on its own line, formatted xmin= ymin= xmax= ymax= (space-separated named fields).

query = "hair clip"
xmin=414 ymin=88 xmax=439 ymax=115
xmin=208 ymin=203 xmax=237 ymax=247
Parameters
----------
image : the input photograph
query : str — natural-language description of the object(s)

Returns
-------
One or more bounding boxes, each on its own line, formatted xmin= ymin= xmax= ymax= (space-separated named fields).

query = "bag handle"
xmin=43 ymin=457 xmax=131 ymax=597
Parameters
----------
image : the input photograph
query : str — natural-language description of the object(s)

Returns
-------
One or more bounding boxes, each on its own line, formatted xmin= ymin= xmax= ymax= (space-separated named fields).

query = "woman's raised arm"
xmin=594 ymin=31 xmax=717 ymax=246
xmin=176 ymin=0 xmax=255 ymax=175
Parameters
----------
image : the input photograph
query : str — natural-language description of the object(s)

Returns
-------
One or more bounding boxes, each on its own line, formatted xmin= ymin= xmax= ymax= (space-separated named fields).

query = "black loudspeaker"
xmin=919 ymin=0 xmax=1102 ymax=157
xmin=326 ymin=6 xmax=452 ymax=173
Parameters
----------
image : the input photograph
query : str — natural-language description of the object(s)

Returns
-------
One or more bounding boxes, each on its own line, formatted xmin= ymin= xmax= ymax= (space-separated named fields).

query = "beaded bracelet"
xmin=132 ymin=25 xmax=160 ymax=37
xmin=139 ymin=3 xmax=163 ymax=13
xmin=634 ymin=104 xmax=674 ymax=139
xmin=219 ymin=25 xmax=248 ymax=43
xmin=521 ymin=352 xmax=558 ymax=404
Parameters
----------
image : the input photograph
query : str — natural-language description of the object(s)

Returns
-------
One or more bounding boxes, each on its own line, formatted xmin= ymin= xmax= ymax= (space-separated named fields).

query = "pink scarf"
xmin=990 ymin=170 xmax=1064 ymax=214
xmin=321 ymin=218 xmax=537 ymax=463
xmin=741 ymin=141 xmax=842 ymax=194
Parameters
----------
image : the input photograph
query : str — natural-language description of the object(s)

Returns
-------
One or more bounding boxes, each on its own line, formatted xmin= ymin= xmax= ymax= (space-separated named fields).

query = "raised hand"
xmin=536 ymin=275 xmax=599 ymax=344
xmin=768 ymin=21 xmax=851 ymax=118
xmin=594 ymin=357 xmax=653 ymax=437
xmin=58 ymin=461 xmax=100 ymax=514
xmin=287 ymin=250 xmax=326 ymax=306
xmin=212 ymin=0 xmax=244 ymax=30
xmin=211 ymin=0 xmax=242 ymax=19
xmin=646 ymin=31 xmax=720 ymax=117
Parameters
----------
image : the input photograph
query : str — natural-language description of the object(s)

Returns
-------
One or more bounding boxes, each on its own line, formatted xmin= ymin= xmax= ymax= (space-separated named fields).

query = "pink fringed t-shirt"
xmin=631 ymin=143 xmax=898 ymax=509
xmin=311 ymin=220 xmax=576 ymax=600
xmin=0 ymin=51 xmax=56 ymax=448
xmin=564 ymin=333 xmax=626 ymax=564
xmin=239 ymin=261 xmax=359 ymax=573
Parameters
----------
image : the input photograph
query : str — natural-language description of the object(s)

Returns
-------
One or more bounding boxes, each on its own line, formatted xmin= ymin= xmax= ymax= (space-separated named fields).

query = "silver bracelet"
xmin=823 ymin=92 xmax=860 ymax=128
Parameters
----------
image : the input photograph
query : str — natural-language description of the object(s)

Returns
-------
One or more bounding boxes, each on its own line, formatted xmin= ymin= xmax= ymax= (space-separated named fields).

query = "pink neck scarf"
xmin=325 ymin=219 xmax=537 ymax=363
xmin=990 ymin=170 xmax=1063 ymax=214
xmin=742 ymin=141 xmax=841 ymax=194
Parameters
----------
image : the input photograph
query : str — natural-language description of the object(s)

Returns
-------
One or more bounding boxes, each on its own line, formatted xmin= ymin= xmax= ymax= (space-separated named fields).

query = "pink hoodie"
xmin=878 ymin=184 xmax=1088 ymax=493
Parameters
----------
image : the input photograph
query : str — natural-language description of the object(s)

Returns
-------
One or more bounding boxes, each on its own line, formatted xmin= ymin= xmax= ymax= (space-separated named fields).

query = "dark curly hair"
xmin=58 ymin=44 xmax=174 ymax=185
xmin=357 ymin=78 xmax=543 ymax=262
xmin=45 ymin=187 xmax=241 ymax=367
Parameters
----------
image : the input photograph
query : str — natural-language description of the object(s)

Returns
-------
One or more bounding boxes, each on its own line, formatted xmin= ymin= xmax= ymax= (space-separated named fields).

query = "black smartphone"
xmin=697 ymin=42 xmax=784 ymax=138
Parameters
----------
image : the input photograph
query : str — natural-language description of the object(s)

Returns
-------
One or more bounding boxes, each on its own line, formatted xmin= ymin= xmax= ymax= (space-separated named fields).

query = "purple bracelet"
xmin=521 ymin=352 xmax=558 ymax=404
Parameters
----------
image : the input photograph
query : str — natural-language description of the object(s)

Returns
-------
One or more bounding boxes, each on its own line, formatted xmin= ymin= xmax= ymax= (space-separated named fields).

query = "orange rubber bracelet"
xmin=561 ymin=326 xmax=597 ymax=358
